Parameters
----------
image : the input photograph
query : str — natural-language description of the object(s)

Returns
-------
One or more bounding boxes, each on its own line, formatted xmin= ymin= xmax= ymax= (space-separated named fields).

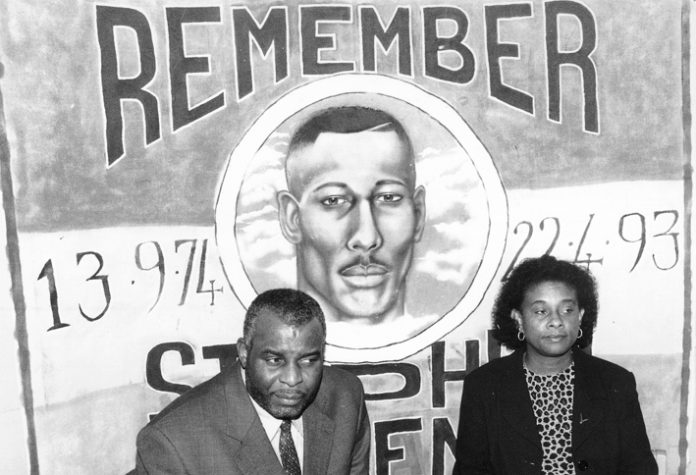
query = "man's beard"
xmin=244 ymin=366 xmax=319 ymax=420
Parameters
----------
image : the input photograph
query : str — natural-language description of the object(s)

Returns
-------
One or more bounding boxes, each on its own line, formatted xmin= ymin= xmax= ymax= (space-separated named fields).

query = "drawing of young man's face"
xmin=277 ymin=110 xmax=426 ymax=324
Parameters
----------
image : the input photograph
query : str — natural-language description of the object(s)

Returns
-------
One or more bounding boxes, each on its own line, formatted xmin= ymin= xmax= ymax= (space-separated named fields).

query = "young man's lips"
xmin=340 ymin=264 xmax=389 ymax=288
xmin=340 ymin=264 xmax=388 ymax=277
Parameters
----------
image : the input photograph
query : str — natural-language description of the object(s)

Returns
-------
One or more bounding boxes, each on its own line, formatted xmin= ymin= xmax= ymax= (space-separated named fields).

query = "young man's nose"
xmin=347 ymin=200 xmax=383 ymax=252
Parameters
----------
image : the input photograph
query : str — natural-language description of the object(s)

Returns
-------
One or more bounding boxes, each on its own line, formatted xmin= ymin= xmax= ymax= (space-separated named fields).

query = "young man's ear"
xmin=277 ymin=191 xmax=302 ymax=244
xmin=237 ymin=338 xmax=248 ymax=369
xmin=413 ymin=185 xmax=426 ymax=242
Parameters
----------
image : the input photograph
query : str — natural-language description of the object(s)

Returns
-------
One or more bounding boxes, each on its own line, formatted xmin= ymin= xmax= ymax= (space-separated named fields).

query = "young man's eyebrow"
xmin=312 ymin=182 xmax=349 ymax=192
xmin=375 ymin=179 xmax=407 ymax=187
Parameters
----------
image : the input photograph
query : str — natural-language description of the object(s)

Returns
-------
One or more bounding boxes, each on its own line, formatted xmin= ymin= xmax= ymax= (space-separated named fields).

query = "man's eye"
xmin=321 ymin=196 xmax=347 ymax=207
xmin=299 ymin=357 xmax=319 ymax=367
xmin=266 ymin=357 xmax=283 ymax=366
xmin=375 ymin=193 xmax=403 ymax=203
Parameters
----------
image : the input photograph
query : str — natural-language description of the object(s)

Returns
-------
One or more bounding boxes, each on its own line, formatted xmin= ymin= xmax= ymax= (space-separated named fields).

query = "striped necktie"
xmin=279 ymin=419 xmax=301 ymax=475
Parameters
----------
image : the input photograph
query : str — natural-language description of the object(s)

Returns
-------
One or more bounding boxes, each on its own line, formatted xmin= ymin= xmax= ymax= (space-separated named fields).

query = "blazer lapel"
xmin=572 ymin=348 xmax=606 ymax=452
xmin=301 ymin=393 xmax=336 ymax=475
xmin=222 ymin=363 xmax=286 ymax=475
xmin=498 ymin=351 xmax=542 ymax=450
xmin=235 ymin=423 xmax=286 ymax=475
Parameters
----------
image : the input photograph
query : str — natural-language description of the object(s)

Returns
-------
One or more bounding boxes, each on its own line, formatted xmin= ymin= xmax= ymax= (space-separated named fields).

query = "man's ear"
xmin=413 ymin=185 xmax=426 ymax=242
xmin=237 ymin=338 xmax=248 ymax=369
xmin=277 ymin=190 xmax=302 ymax=244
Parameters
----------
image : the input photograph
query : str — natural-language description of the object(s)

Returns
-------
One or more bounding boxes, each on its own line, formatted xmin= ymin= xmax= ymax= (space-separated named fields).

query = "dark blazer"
xmin=135 ymin=362 xmax=370 ymax=475
xmin=453 ymin=348 xmax=657 ymax=474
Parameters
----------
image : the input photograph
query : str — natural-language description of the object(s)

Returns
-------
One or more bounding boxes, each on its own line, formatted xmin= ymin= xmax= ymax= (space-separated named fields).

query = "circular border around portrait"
xmin=215 ymin=74 xmax=508 ymax=363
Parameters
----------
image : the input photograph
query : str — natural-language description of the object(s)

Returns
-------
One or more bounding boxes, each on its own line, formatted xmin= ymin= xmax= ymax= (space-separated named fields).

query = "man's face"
xmin=237 ymin=312 xmax=324 ymax=420
xmin=278 ymin=129 xmax=426 ymax=323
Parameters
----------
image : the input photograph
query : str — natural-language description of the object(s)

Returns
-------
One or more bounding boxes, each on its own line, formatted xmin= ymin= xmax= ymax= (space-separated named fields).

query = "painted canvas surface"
xmin=0 ymin=0 xmax=691 ymax=473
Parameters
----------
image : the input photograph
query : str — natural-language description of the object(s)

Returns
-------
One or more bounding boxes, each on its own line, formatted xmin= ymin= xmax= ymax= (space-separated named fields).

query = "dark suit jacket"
xmin=135 ymin=362 xmax=370 ymax=475
xmin=453 ymin=348 xmax=657 ymax=474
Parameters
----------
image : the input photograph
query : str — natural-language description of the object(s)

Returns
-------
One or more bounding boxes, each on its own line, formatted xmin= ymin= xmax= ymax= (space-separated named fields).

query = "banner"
xmin=0 ymin=0 xmax=691 ymax=473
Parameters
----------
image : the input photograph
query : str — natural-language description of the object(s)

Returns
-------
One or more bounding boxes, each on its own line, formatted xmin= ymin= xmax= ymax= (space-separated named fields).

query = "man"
xmin=135 ymin=288 xmax=370 ymax=474
xmin=277 ymin=106 xmax=426 ymax=327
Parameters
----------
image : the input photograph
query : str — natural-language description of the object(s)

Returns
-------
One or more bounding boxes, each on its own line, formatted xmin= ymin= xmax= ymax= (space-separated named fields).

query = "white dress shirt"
xmin=242 ymin=370 xmax=304 ymax=469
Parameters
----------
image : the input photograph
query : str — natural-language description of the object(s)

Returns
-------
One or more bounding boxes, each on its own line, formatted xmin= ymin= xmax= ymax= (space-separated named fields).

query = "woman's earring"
xmin=577 ymin=328 xmax=584 ymax=339
xmin=517 ymin=330 xmax=525 ymax=341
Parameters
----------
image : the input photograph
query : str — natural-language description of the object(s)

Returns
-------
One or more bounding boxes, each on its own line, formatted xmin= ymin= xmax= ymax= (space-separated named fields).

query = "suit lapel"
xmin=222 ymin=363 xmax=286 ymax=475
xmin=498 ymin=351 xmax=542 ymax=450
xmin=218 ymin=363 xmax=340 ymax=474
xmin=572 ymin=348 xmax=606 ymax=451
xmin=301 ymin=391 xmax=336 ymax=475
xmin=235 ymin=423 xmax=286 ymax=475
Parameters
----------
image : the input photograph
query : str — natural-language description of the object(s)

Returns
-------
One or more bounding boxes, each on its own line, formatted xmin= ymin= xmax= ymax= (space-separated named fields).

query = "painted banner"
xmin=0 ymin=0 xmax=691 ymax=473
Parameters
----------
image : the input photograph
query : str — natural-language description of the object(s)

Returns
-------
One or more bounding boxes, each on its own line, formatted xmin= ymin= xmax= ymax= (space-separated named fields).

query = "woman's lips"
xmin=544 ymin=334 xmax=567 ymax=342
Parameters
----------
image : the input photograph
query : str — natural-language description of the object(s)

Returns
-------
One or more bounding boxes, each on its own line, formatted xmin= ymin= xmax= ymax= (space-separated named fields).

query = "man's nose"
xmin=280 ymin=362 xmax=303 ymax=387
xmin=347 ymin=200 xmax=383 ymax=252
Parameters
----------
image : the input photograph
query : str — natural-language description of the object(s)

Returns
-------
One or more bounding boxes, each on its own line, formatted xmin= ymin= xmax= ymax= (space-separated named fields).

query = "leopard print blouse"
xmin=524 ymin=362 xmax=576 ymax=475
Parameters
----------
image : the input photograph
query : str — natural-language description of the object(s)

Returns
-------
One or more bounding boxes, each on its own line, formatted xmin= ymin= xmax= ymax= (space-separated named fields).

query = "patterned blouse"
xmin=524 ymin=362 xmax=576 ymax=475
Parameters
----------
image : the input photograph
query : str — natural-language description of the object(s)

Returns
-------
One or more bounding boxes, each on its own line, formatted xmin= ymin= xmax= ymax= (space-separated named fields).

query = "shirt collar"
xmin=240 ymin=366 xmax=304 ymax=439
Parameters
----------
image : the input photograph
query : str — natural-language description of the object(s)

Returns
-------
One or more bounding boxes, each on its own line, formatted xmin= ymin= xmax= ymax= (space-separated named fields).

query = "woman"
xmin=453 ymin=255 xmax=657 ymax=474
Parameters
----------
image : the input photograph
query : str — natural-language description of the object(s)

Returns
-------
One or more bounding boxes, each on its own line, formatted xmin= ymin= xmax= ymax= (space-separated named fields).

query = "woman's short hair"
xmin=492 ymin=255 xmax=598 ymax=350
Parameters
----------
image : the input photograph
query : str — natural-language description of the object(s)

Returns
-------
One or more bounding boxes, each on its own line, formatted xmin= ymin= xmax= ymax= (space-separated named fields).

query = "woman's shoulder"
xmin=574 ymin=349 xmax=636 ymax=385
xmin=466 ymin=351 xmax=522 ymax=382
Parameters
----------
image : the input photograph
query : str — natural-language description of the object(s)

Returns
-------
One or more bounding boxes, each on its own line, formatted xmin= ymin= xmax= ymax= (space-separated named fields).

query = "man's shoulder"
xmin=141 ymin=365 xmax=240 ymax=435
xmin=315 ymin=365 xmax=365 ymax=409
xmin=321 ymin=365 xmax=364 ymax=392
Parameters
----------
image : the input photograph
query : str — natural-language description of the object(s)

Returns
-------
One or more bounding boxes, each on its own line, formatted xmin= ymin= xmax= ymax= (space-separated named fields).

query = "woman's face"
xmin=512 ymin=280 xmax=584 ymax=360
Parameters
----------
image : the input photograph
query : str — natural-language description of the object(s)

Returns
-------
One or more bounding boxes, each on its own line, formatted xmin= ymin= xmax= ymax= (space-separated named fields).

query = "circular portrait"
xmin=215 ymin=74 xmax=507 ymax=363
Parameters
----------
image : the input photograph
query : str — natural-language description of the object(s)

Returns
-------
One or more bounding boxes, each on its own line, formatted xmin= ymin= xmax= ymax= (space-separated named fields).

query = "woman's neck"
xmin=523 ymin=349 xmax=573 ymax=375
